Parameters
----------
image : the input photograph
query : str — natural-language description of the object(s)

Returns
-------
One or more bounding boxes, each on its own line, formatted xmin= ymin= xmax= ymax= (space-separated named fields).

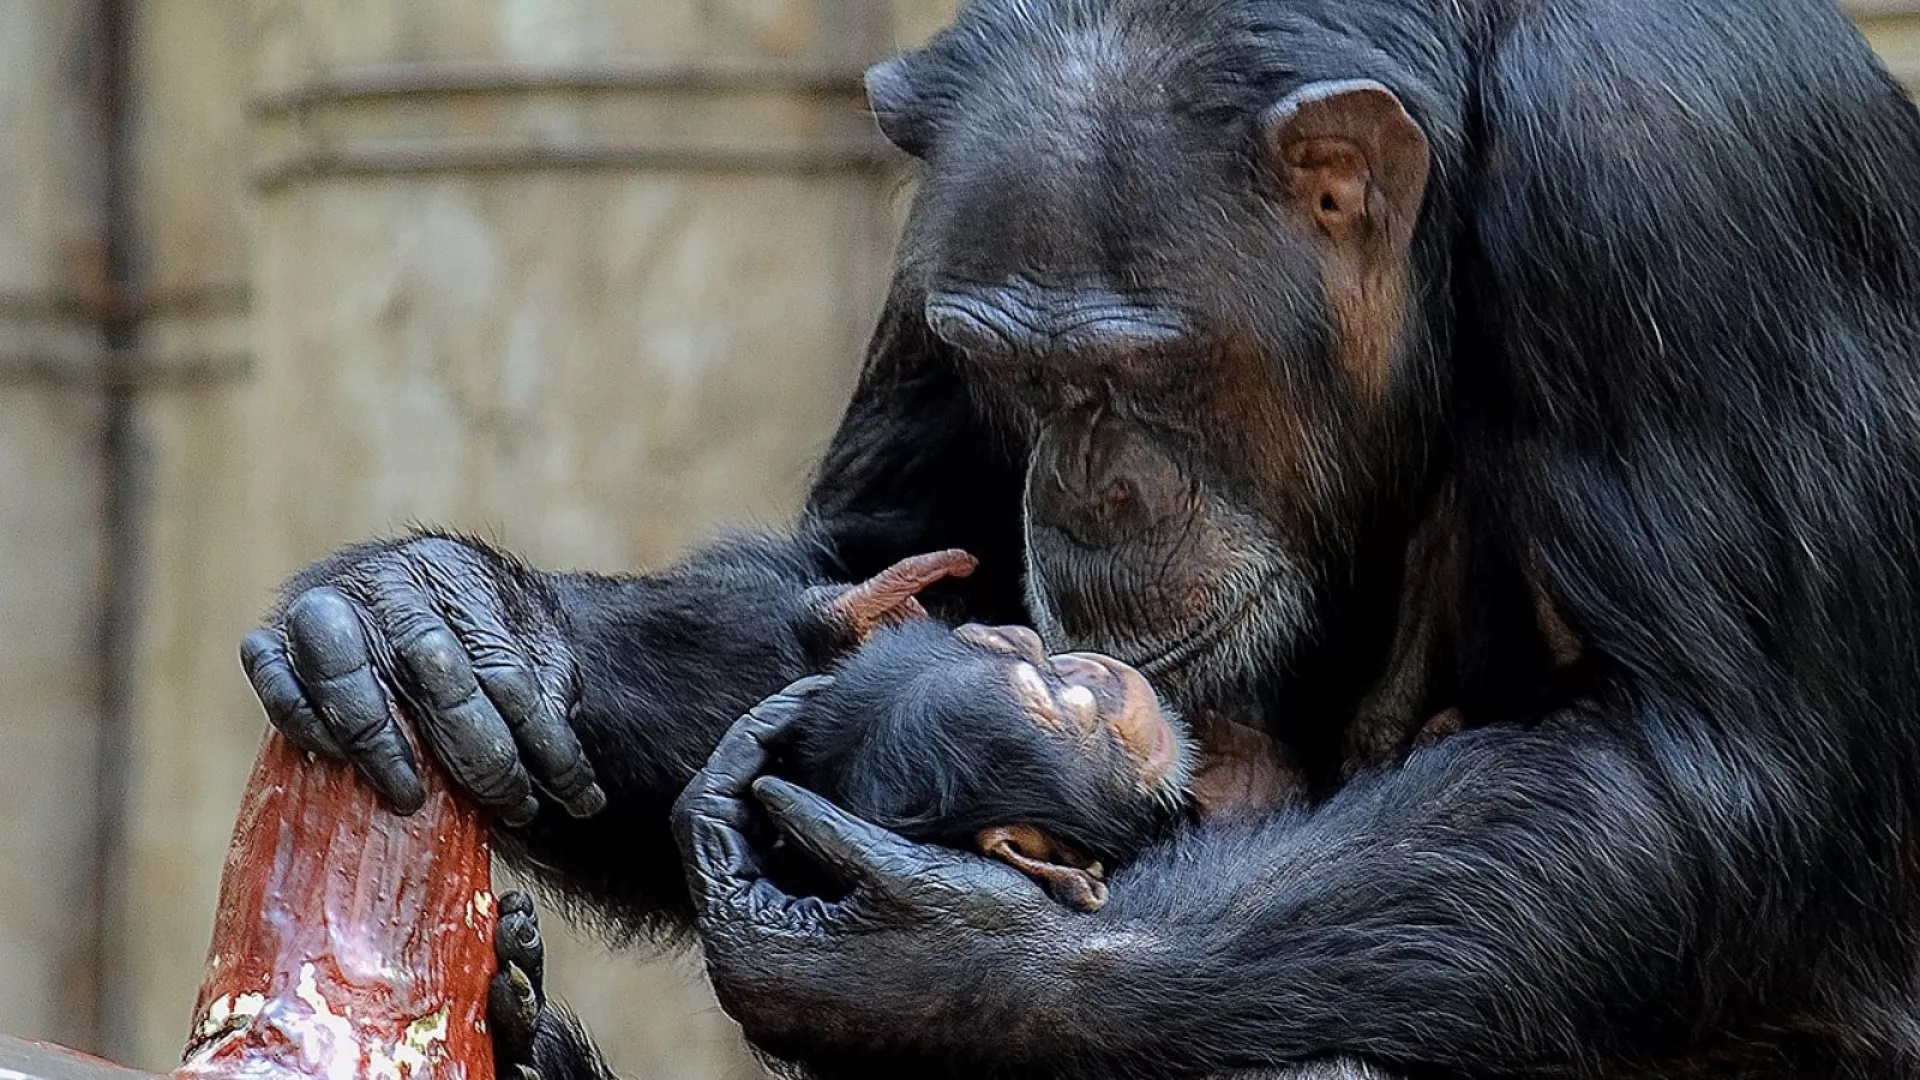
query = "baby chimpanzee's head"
xmin=777 ymin=619 xmax=1193 ymax=911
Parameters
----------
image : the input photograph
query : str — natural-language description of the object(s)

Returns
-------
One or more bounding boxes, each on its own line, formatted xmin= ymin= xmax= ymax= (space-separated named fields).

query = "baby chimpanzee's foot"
xmin=489 ymin=891 xmax=545 ymax=1080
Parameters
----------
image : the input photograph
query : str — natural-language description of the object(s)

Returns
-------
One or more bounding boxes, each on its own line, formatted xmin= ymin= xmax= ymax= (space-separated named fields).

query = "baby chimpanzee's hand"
xmin=794 ymin=550 xmax=977 ymax=664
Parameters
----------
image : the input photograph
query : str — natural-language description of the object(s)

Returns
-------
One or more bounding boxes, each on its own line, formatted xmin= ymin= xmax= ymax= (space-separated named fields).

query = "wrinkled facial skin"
xmin=872 ymin=2 xmax=1439 ymax=717
xmin=1020 ymin=407 xmax=1312 ymax=715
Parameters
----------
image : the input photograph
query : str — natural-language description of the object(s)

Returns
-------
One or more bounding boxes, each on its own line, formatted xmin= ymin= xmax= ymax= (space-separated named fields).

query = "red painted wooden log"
xmin=174 ymin=717 xmax=496 ymax=1080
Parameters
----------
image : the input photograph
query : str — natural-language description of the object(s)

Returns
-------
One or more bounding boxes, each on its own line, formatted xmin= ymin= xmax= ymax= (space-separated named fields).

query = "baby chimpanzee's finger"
xmin=489 ymin=891 xmax=545 ymax=1074
xmin=495 ymin=891 xmax=544 ymax=998
xmin=835 ymin=549 xmax=978 ymax=635
xmin=489 ymin=963 xmax=540 ymax=1072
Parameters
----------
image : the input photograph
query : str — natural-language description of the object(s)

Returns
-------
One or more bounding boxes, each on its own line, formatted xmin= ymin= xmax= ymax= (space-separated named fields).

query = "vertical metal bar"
xmin=85 ymin=0 xmax=147 ymax=1058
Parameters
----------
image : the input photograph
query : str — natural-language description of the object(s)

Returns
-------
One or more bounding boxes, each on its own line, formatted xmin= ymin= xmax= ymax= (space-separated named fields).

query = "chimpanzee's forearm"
xmin=985 ymin=710 xmax=1837 ymax=1078
xmin=496 ymin=527 xmax=845 ymax=934
xmin=526 ymin=1005 xmax=622 ymax=1080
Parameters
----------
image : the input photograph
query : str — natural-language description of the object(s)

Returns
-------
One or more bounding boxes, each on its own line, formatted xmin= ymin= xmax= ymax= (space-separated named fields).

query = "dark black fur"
xmin=248 ymin=0 xmax=1920 ymax=1076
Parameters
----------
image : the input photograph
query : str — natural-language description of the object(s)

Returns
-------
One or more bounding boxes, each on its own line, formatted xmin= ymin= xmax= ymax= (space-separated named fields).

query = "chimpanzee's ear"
xmin=977 ymin=825 xmax=1109 ymax=911
xmin=1259 ymin=79 xmax=1430 ymax=249
xmin=866 ymin=54 xmax=932 ymax=158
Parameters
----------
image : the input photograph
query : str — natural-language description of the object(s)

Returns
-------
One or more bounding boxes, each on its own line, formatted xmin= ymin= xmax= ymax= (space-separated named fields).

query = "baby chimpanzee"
xmin=776 ymin=618 xmax=1195 ymax=910
xmin=784 ymin=550 xmax=1450 ymax=910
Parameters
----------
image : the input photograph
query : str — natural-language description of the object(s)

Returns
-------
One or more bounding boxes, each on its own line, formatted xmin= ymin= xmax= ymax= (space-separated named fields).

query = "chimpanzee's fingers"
xmin=752 ymin=776 xmax=937 ymax=897
xmin=242 ymin=629 xmax=344 ymax=759
xmin=488 ymin=962 xmax=540 ymax=1069
xmin=673 ymin=676 xmax=833 ymax=903
xmin=376 ymin=586 xmax=539 ymax=827
xmin=678 ymin=675 xmax=832 ymax=815
xmin=283 ymin=587 xmax=426 ymax=813
xmin=494 ymin=891 xmax=545 ymax=1002
xmin=402 ymin=559 xmax=603 ymax=819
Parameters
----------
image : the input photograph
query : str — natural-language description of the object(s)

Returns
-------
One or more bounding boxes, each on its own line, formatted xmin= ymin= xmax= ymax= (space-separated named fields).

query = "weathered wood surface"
xmin=174 ymin=727 xmax=494 ymax=1080
xmin=1 ymin=713 xmax=494 ymax=1080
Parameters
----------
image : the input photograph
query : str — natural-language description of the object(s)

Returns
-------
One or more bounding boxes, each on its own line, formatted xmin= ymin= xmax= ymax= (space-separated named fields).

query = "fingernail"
xmin=568 ymin=783 xmax=608 ymax=818
xmin=504 ymin=794 xmax=541 ymax=828
xmin=392 ymin=778 xmax=428 ymax=816
xmin=751 ymin=776 xmax=794 ymax=807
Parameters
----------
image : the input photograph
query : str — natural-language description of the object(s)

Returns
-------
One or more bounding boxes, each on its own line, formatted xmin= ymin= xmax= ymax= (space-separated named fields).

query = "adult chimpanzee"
xmin=239 ymin=0 xmax=1920 ymax=1075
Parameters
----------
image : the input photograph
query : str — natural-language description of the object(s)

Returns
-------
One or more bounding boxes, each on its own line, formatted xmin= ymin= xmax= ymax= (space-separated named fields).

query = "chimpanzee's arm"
xmin=1028 ymin=719 xmax=1718 ymax=1076
xmin=679 ymin=688 xmax=1835 ymax=1078
xmin=243 ymin=291 xmax=1027 ymax=935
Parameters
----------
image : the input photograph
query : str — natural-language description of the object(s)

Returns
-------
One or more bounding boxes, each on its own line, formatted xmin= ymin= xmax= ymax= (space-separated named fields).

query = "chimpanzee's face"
xmin=869 ymin=0 xmax=1436 ymax=713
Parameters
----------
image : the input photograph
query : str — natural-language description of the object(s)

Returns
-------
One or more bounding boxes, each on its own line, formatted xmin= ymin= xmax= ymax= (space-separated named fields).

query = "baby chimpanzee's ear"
xmin=977 ymin=825 xmax=1109 ymax=912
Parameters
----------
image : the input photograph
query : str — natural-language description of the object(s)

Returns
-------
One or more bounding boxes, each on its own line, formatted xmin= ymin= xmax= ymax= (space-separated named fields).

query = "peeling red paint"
xmin=177 ymin=719 xmax=494 ymax=1080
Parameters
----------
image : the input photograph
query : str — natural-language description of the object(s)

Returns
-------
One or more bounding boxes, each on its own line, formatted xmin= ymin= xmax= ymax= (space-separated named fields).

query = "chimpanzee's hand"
xmin=489 ymin=892 xmax=546 ymax=1080
xmin=672 ymin=678 xmax=1065 ymax=1065
xmin=240 ymin=535 xmax=605 ymax=826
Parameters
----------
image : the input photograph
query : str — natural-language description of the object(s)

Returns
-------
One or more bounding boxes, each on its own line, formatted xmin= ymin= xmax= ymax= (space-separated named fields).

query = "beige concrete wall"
xmin=1850 ymin=0 xmax=1920 ymax=93
xmin=0 ymin=0 xmax=110 ymax=1053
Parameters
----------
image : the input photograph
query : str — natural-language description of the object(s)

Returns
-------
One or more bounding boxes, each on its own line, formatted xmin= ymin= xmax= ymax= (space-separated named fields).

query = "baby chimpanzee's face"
xmin=949 ymin=623 xmax=1191 ymax=799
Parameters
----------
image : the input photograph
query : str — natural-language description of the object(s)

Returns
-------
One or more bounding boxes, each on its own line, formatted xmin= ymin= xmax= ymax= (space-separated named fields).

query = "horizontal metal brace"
xmin=255 ymin=57 xmax=872 ymax=115
xmin=0 ymin=351 xmax=251 ymax=390
xmin=255 ymin=136 xmax=898 ymax=189
xmin=0 ymin=285 xmax=250 ymax=325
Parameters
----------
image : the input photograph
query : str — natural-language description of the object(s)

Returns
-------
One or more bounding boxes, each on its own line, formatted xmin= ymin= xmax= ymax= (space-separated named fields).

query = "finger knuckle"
xmin=239 ymin=629 xmax=282 ymax=668
xmin=477 ymin=665 xmax=542 ymax=719
xmin=404 ymin=628 xmax=465 ymax=678
xmin=459 ymin=734 xmax=520 ymax=775
xmin=402 ymin=535 xmax=475 ymax=566
xmin=288 ymin=589 xmax=365 ymax=646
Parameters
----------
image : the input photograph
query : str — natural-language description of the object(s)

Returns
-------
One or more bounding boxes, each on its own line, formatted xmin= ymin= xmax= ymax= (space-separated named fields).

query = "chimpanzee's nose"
xmin=1027 ymin=409 xmax=1182 ymax=549
xmin=925 ymin=280 xmax=1188 ymax=363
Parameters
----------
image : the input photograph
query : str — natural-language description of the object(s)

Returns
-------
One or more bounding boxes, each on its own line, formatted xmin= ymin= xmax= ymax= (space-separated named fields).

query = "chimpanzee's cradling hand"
xmin=672 ymin=677 xmax=1067 ymax=1067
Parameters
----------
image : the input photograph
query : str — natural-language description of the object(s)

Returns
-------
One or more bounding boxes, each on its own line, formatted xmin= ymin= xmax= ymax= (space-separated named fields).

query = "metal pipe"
xmin=0 ymin=351 xmax=250 ymax=390
xmin=252 ymin=57 xmax=870 ymax=116
xmin=0 ymin=285 xmax=249 ymax=323
xmin=254 ymin=136 xmax=897 ymax=190
xmin=85 ymin=0 xmax=147 ymax=1059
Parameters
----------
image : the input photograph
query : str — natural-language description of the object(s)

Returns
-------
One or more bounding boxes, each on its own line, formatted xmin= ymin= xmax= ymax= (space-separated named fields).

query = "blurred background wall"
xmin=0 ymin=1 xmax=1914 ymax=1076
xmin=0 ymin=0 xmax=958 ymax=1075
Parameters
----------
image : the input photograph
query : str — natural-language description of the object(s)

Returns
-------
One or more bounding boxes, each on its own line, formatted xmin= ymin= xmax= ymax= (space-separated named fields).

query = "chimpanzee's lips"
xmin=1128 ymin=573 xmax=1283 ymax=681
